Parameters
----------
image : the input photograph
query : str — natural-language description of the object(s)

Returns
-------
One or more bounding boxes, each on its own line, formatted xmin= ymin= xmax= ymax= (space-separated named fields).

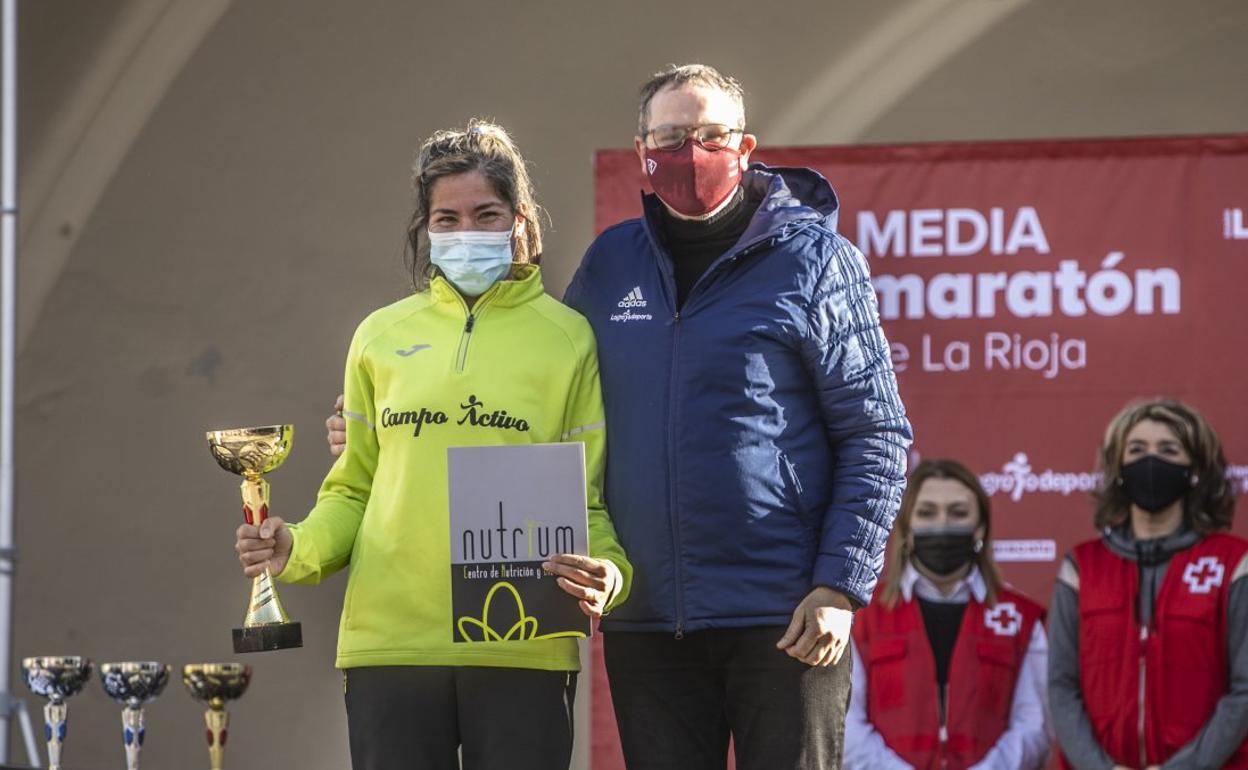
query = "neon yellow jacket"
xmin=279 ymin=264 xmax=631 ymax=671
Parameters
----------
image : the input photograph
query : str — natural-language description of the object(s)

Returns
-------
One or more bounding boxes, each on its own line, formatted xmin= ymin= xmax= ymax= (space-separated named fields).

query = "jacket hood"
xmin=1103 ymin=521 xmax=1202 ymax=565
xmin=641 ymin=162 xmax=841 ymax=248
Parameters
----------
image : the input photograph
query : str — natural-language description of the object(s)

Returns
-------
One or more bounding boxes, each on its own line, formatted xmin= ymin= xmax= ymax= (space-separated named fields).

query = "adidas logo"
xmin=617 ymin=286 xmax=648 ymax=309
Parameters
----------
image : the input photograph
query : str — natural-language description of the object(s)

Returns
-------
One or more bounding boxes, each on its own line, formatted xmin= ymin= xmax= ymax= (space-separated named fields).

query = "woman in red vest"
xmin=846 ymin=459 xmax=1050 ymax=770
xmin=1050 ymin=399 xmax=1248 ymax=770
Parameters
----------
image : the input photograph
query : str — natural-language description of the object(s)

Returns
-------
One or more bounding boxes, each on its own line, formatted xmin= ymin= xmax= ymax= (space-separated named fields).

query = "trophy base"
xmin=233 ymin=622 xmax=302 ymax=653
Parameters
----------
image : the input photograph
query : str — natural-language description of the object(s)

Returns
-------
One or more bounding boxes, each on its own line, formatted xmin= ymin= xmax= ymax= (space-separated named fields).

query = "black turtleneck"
xmin=659 ymin=185 xmax=760 ymax=308
xmin=917 ymin=598 xmax=966 ymax=693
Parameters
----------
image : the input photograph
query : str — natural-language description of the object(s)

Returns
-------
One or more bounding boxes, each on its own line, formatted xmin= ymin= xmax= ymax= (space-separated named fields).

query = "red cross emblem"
xmin=1182 ymin=556 xmax=1224 ymax=594
xmin=984 ymin=602 xmax=1022 ymax=636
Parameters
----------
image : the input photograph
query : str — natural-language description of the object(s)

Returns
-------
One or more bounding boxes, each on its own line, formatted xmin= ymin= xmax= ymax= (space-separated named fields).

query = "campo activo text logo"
xmin=381 ymin=394 xmax=530 ymax=437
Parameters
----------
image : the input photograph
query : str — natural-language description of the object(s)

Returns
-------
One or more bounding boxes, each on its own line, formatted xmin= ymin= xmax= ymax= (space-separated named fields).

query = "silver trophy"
xmin=21 ymin=656 xmax=93 ymax=770
xmin=100 ymin=661 xmax=171 ymax=770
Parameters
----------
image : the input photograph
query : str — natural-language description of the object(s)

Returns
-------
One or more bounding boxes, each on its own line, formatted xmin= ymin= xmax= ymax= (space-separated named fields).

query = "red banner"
xmin=589 ymin=135 xmax=1248 ymax=768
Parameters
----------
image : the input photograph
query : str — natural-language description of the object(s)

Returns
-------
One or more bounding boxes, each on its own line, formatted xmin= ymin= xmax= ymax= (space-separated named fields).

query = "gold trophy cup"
xmin=206 ymin=424 xmax=302 ymax=653
xmin=183 ymin=663 xmax=252 ymax=770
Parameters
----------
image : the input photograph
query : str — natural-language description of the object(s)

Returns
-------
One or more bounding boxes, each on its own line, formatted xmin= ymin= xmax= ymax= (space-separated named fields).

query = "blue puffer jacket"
xmin=564 ymin=164 xmax=911 ymax=634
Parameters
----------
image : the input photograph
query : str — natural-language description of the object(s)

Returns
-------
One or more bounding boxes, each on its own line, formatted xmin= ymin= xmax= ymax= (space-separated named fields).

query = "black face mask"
xmin=1120 ymin=455 xmax=1192 ymax=514
xmin=911 ymin=527 xmax=980 ymax=577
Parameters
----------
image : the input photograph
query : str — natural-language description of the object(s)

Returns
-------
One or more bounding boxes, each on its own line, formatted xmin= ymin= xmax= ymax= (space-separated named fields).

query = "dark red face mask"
xmin=644 ymin=142 xmax=743 ymax=218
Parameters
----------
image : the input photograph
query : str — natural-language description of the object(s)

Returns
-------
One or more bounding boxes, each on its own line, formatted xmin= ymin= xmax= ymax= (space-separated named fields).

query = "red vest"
xmin=1065 ymin=533 xmax=1248 ymax=769
xmin=854 ymin=584 xmax=1044 ymax=770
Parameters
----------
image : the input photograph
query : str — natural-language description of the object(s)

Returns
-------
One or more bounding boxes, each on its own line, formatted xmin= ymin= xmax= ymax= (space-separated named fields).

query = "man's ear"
xmin=634 ymin=136 xmax=649 ymax=176
xmin=737 ymin=133 xmax=758 ymax=170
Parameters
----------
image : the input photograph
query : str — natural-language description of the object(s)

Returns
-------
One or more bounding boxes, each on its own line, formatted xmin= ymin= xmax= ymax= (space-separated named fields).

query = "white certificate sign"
xmin=447 ymin=443 xmax=591 ymax=643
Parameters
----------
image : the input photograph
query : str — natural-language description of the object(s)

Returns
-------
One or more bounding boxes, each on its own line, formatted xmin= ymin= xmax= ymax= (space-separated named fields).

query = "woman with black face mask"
xmin=1049 ymin=399 xmax=1248 ymax=770
xmin=845 ymin=459 xmax=1050 ymax=770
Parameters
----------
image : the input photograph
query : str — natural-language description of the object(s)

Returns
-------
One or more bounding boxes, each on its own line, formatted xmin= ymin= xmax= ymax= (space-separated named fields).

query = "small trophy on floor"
xmin=99 ymin=661 xmax=170 ymax=770
xmin=183 ymin=663 xmax=252 ymax=770
xmin=21 ymin=656 xmax=93 ymax=770
xmin=206 ymin=424 xmax=302 ymax=653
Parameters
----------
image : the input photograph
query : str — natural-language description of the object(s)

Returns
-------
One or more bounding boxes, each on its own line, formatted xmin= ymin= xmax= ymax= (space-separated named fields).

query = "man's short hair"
xmin=637 ymin=64 xmax=746 ymax=136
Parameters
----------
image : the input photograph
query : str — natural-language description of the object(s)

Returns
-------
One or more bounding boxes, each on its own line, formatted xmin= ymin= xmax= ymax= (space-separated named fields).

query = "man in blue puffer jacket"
xmin=562 ymin=64 xmax=912 ymax=770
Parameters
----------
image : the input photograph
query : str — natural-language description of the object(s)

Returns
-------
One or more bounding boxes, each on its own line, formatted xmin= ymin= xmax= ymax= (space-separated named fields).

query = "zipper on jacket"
xmin=1137 ymin=624 xmax=1148 ymax=768
xmin=450 ymin=290 xmax=498 ymax=374
xmin=938 ymin=685 xmax=948 ymax=770
xmin=668 ymin=309 xmax=686 ymax=639
xmin=455 ymin=315 xmax=475 ymax=373
xmin=643 ymin=226 xmax=779 ymax=638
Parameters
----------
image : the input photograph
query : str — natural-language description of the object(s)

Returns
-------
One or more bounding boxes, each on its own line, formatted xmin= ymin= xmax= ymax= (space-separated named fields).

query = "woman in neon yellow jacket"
xmin=233 ymin=120 xmax=632 ymax=770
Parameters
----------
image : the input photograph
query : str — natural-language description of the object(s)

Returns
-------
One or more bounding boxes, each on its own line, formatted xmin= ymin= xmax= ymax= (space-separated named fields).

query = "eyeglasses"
xmin=643 ymin=123 xmax=744 ymax=151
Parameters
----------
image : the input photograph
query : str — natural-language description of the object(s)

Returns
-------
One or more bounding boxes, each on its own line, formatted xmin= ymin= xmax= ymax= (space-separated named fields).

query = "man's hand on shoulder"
xmin=776 ymin=586 xmax=854 ymax=667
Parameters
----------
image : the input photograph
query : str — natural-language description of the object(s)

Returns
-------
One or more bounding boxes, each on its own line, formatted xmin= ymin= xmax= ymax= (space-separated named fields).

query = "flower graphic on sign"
xmin=456 ymin=581 xmax=586 ymax=643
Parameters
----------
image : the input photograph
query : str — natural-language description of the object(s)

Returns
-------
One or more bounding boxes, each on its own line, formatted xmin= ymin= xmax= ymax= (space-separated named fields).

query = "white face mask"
xmin=428 ymin=228 xmax=514 ymax=296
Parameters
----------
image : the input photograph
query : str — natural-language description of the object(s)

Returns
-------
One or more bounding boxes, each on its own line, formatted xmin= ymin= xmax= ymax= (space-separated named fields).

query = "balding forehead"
xmin=644 ymin=83 xmax=745 ymax=131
